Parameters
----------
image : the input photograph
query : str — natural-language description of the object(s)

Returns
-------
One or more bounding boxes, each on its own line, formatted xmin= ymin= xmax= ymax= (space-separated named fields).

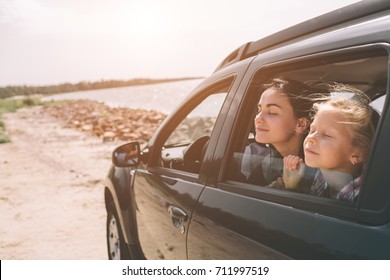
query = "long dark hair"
xmin=263 ymin=78 xmax=314 ymax=120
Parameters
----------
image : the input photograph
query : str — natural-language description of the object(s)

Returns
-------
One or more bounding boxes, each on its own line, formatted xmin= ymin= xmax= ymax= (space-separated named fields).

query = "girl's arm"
xmin=283 ymin=155 xmax=305 ymax=189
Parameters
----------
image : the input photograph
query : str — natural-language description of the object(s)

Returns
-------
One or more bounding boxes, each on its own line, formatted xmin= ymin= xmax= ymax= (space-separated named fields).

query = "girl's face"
xmin=254 ymin=88 xmax=301 ymax=148
xmin=304 ymin=106 xmax=358 ymax=174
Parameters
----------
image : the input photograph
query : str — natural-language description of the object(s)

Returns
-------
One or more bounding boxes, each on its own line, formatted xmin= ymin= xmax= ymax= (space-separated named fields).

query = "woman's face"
xmin=254 ymin=87 xmax=300 ymax=147
xmin=303 ymin=106 xmax=357 ymax=174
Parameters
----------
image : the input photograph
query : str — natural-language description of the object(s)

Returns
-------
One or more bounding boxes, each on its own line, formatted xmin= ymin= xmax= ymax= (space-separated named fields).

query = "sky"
xmin=0 ymin=0 xmax=360 ymax=87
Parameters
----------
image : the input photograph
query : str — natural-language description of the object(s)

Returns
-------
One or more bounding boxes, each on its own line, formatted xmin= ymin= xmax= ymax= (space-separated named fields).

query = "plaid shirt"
xmin=241 ymin=143 xmax=284 ymax=184
xmin=310 ymin=170 xmax=362 ymax=202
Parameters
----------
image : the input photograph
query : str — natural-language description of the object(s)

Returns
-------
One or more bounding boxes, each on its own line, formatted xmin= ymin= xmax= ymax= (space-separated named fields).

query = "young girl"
xmin=283 ymin=88 xmax=375 ymax=201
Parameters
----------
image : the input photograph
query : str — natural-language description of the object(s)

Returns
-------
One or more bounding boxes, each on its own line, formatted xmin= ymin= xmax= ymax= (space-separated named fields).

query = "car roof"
xmin=215 ymin=0 xmax=390 ymax=72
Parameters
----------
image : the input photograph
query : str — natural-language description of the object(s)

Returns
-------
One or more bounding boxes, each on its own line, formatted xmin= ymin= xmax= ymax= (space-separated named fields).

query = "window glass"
xmin=160 ymin=82 xmax=230 ymax=173
xmin=165 ymin=92 xmax=226 ymax=147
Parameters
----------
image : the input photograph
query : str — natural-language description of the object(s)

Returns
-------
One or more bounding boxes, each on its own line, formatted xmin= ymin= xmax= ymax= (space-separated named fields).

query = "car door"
xmin=187 ymin=44 xmax=390 ymax=259
xmin=132 ymin=76 xmax=237 ymax=259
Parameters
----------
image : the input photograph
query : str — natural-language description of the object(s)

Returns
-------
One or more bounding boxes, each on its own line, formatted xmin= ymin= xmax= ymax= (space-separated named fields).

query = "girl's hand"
xmin=283 ymin=155 xmax=303 ymax=170
xmin=283 ymin=155 xmax=305 ymax=189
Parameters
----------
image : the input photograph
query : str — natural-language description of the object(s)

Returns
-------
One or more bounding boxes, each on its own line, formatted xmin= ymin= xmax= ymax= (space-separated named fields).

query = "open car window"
xmin=224 ymin=44 xmax=388 ymax=206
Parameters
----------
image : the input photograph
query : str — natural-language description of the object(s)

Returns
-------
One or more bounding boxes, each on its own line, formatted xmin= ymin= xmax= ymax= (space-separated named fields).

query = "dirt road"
xmin=0 ymin=106 xmax=124 ymax=259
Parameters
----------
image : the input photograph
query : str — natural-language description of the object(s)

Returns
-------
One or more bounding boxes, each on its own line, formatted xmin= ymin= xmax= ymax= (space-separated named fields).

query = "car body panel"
xmin=131 ymin=168 xmax=204 ymax=259
xmin=188 ymin=184 xmax=390 ymax=259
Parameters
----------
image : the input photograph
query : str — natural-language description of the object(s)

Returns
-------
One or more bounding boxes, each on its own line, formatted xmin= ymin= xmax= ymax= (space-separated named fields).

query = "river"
xmin=42 ymin=79 xmax=204 ymax=114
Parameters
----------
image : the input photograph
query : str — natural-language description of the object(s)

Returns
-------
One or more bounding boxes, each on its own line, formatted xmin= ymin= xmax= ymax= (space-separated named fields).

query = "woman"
xmin=242 ymin=77 xmax=315 ymax=186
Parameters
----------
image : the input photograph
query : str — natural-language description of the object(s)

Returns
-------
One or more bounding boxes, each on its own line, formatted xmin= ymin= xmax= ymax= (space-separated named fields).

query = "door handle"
xmin=168 ymin=205 xmax=188 ymax=228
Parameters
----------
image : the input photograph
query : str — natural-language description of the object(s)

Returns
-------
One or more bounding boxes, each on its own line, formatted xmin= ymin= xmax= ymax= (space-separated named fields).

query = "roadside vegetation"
xmin=0 ymin=97 xmax=43 ymax=143
xmin=0 ymin=77 xmax=202 ymax=99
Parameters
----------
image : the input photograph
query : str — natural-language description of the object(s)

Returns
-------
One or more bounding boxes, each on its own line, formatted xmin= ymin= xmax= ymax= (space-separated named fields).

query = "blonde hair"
xmin=311 ymin=84 xmax=375 ymax=162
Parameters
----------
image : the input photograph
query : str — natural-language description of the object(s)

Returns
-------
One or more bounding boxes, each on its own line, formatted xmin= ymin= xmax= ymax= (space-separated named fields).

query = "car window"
xmin=224 ymin=45 xmax=388 ymax=206
xmin=159 ymin=81 xmax=231 ymax=174
xmin=165 ymin=93 xmax=226 ymax=147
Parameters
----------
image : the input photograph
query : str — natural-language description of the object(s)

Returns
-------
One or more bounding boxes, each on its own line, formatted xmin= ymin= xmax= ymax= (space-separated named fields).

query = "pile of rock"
xmin=43 ymin=100 xmax=167 ymax=142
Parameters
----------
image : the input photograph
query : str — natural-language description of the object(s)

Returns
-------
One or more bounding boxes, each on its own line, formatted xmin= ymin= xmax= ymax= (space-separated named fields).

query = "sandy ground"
xmin=0 ymin=106 xmax=124 ymax=259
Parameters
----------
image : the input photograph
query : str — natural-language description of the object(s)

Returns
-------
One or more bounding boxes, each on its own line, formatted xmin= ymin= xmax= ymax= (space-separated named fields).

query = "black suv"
xmin=104 ymin=0 xmax=390 ymax=259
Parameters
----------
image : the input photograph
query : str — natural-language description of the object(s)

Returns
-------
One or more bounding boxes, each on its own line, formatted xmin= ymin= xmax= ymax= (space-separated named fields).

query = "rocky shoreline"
xmin=42 ymin=99 xmax=167 ymax=143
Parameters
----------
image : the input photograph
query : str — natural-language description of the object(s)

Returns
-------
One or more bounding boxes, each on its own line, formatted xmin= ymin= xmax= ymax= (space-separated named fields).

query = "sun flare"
xmin=129 ymin=2 xmax=170 ymax=39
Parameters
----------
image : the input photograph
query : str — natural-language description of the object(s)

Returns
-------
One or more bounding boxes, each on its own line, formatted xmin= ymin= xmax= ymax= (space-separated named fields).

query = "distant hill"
xmin=0 ymin=77 xmax=203 ymax=99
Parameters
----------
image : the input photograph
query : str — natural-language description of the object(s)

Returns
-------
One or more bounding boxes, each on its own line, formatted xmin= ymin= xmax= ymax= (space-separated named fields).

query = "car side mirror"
xmin=112 ymin=141 xmax=141 ymax=167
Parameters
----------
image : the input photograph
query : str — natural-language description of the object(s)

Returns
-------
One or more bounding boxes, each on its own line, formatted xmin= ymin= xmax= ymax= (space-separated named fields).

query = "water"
xmin=42 ymin=79 xmax=204 ymax=114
